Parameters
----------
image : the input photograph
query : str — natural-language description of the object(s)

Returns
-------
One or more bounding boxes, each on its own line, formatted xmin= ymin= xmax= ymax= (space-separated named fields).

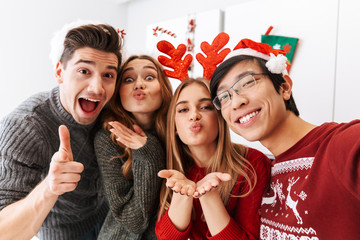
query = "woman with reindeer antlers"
xmin=153 ymin=34 xmax=273 ymax=239
xmin=154 ymin=76 xmax=270 ymax=240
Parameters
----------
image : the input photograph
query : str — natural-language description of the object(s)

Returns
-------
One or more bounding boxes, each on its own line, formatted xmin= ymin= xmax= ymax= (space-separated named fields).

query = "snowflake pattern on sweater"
xmin=260 ymin=157 xmax=318 ymax=239
xmin=259 ymin=121 xmax=360 ymax=240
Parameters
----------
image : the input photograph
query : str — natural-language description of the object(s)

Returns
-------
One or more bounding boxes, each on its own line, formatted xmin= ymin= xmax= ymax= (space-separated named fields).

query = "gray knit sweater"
xmin=94 ymin=127 xmax=165 ymax=240
xmin=0 ymin=87 xmax=108 ymax=240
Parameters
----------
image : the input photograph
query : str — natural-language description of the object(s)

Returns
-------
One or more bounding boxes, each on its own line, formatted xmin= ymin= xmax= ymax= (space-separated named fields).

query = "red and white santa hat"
xmin=227 ymin=38 xmax=289 ymax=76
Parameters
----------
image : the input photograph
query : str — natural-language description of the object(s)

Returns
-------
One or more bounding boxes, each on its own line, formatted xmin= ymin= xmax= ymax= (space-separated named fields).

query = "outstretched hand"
xmin=48 ymin=125 xmax=84 ymax=196
xmin=109 ymin=121 xmax=147 ymax=149
xmin=158 ymin=170 xmax=197 ymax=196
xmin=194 ymin=172 xmax=232 ymax=197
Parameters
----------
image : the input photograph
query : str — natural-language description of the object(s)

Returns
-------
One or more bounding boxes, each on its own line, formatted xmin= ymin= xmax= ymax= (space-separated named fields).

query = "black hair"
xmin=210 ymin=55 xmax=299 ymax=116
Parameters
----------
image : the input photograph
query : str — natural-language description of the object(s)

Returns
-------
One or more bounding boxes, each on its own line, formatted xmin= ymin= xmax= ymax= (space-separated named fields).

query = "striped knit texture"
xmin=0 ymin=87 xmax=108 ymax=239
xmin=94 ymin=128 xmax=165 ymax=240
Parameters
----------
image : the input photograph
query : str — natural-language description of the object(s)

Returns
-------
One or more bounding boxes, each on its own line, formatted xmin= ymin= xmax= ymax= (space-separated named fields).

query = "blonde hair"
xmin=101 ymin=55 xmax=173 ymax=179
xmin=158 ymin=78 xmax=257 ymax=219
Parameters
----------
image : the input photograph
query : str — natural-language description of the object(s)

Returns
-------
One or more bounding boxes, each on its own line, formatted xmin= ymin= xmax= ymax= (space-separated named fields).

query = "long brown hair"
xmin=158 ymin=78 xmax=257 ymax=219
xmin=101 ymin=55 xmax=173 ymax=179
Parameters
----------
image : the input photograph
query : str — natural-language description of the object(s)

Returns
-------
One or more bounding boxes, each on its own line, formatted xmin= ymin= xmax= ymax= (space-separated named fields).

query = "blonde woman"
xmin=155 ymin=78 xmax=271 ymax=240
xmin=94 ymin=55 xmax=172 ymax=239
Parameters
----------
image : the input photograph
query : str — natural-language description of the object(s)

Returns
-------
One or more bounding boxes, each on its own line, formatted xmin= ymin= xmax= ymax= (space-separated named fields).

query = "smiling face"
xmin=218 ymin=60 xmax=291 ymax=143
xmin=174 ymin=83 xmax=219 ymax=148
xmin=56 ymin=47 xmax=118 ymax=125
xmin=119 ymin=59 xmax=162 ymax=122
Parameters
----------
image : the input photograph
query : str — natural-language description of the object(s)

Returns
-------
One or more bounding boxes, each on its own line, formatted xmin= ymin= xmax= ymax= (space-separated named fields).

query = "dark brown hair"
xmin=60 ymin=24 xmax=122 ymax=71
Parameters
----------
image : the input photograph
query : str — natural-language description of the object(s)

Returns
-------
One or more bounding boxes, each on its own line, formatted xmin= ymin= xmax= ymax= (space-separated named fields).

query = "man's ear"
xmin=281 ymin=75 xmax=293 ymax=101
xmin=55 ymin=62 xmax=63 ymax=84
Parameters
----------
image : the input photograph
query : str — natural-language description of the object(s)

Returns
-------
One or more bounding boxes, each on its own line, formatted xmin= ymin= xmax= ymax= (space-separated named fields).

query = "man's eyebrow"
xmin=75 ymin=59 xmax=94 ymax=65
xmin=75 ymin=59 xmax=118 ymax=71
xmin=107 ymin=65 xmax=118 ymax=71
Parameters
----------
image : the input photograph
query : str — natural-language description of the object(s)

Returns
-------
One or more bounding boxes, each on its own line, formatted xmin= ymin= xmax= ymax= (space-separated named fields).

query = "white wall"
xmin=334 ymin=0 xmax=360 ymax=122
xmin=0 ymin=0 xmax=127 ymax=119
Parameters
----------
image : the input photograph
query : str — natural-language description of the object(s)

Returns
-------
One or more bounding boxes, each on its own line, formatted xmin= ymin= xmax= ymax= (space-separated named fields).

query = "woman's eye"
xmin=200 ymin=104 xmax=214 ymax=110
xmin=145 ymin=75 xmax=155 ymax=81
xmin=177 ymin=108 xmax=188 ymax=113
xmin=123 ymin=77 xmax=134 ymax=83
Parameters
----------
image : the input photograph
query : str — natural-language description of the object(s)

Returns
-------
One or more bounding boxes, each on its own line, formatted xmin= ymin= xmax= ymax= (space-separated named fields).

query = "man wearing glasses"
xmin=209 ymin=39 xmax=360 ymax=240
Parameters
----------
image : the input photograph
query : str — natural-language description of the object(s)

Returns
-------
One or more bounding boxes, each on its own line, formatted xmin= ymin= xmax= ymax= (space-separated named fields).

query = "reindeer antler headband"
xmin=157 ymin=32 xmax=289 ymax=81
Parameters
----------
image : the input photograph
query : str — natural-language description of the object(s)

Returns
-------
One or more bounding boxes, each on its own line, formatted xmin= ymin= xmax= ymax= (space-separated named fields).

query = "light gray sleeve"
xmin=0 ymin=116 xmax=49 ymax=211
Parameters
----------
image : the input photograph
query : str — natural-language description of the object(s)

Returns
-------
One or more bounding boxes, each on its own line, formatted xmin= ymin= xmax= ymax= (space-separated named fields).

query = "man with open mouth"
xmin=0 ymin=21 xmax=122 ymax=240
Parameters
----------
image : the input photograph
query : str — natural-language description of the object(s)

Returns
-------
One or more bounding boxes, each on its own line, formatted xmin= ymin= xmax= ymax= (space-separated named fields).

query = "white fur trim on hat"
xmin=225 ymin=48 xmax=270 ymax=62
xmin=225 ymin=48 xmax=288 ymax=75
xmin=49 ymin=19 xmax=101 ymax=69
xmin=265 ymin=53 xmax=287 ymax=75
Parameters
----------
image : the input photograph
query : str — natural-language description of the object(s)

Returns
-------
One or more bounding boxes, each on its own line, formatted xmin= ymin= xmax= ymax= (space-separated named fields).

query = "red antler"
xmin=157 ymin=40 xmax=193 ymax=81
xmin=196 ymin=32 xmax=231 ymax=80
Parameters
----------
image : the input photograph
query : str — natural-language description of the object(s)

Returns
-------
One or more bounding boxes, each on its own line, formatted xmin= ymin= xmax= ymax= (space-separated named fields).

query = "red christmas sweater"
xmin=260 ymin=120 xmax=360 ymax=239
xmin=155 ymin=148 xmax=271 ymax=240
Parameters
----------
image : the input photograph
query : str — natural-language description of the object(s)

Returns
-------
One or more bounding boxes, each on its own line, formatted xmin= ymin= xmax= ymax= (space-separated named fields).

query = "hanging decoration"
xmin=117 ymin=28 xmax=126 ymax=39
xmin=117 ymin=28 xmax=126 ymax=47
xmin=186 ymin=18 xmax=196 ymax=52
xmin=152 ymin=26 xmax=177 ymax=38
xmin=261 ymin=26 xmax=299 ymax=72
xmin=185 ymin=15 xmax=196 ymax=76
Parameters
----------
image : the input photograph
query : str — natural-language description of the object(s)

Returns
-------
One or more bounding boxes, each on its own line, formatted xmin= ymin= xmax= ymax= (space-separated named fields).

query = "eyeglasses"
xmin=212 ymin=73 xmax=265 ymax=110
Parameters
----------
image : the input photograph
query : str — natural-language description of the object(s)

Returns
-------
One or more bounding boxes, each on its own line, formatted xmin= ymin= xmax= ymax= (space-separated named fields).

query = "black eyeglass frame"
xmin=212 ymin=73 xmax=266 ymax=110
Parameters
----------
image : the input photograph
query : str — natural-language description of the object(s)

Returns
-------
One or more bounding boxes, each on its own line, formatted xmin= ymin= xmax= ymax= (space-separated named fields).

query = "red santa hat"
xmin=227 ymin=38 xmax=289 ymax=75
